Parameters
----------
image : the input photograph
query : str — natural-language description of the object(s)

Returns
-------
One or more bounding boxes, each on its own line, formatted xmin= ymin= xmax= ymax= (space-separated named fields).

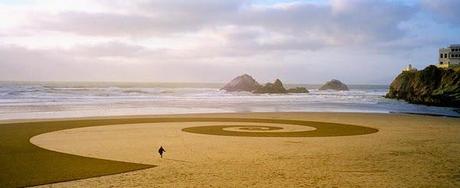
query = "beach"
xmin=10 ymin=112 xmax=457 ymax=187
xmin=3 ymin=1 xmax=460 ymax=187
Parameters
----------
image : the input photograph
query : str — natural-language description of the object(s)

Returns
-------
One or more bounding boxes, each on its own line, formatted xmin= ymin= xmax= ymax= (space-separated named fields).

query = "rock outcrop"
xmin=287 ymin=87 xmax=309 ymax=93
xmin=253 ymin=79 xmax=287 ymax=93
xmin=319 ymin=79 xmax=349 ymax=91
xmin=386 ymin=65 xmax=460 ymax=107
xmin=221 ymin=74 xmax=261 ymax=92
xmin=222 ymin=75 xmax=309 ymax=94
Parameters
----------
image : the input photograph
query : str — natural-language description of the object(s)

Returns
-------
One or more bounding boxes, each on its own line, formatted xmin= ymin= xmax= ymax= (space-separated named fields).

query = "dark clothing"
xmin=158 ymin=146 xmax=166 ymax=158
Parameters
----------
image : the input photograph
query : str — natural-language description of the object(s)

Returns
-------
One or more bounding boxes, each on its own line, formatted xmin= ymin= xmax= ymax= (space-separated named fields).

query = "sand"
xmin=28 ymin=112 xmax=460 ymax=187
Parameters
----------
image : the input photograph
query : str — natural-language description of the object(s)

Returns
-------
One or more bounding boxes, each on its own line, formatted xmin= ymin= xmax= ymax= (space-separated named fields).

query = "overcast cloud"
xmin=0 ymin=0 xmax=459 ymax=84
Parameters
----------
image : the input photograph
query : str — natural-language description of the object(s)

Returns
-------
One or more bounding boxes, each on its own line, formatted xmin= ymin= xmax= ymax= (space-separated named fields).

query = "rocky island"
xmin=221 ymin=74 xmax=261 ymax=92
xmin=221 ymin=74 xmax=308 ymax=94
xmin=386 ymin=65 xmax=460 ymax=107
xmin=319 ymin=79 xmax=349 ymax=91
xmin=287 ymin=87 xmax=309 ymax=93
xmin=253 ymin=79 xmax=288 ymax=94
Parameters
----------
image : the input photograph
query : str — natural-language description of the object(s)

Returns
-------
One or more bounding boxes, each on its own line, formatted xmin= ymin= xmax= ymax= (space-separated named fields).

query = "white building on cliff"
xmin=438 ymin=44 xmax=460 ymax=68
xmin=402 ymin=64 xmax=417 ymax=72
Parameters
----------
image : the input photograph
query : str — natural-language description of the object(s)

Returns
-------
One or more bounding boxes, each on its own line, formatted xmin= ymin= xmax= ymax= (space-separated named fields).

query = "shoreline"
xmin=2 ymin=81 xmax=459 ymax=122
xmin=2 ymin=111 xmax=459 ymax=124
xmin=389 ymin=111 xmax=460 ymax=118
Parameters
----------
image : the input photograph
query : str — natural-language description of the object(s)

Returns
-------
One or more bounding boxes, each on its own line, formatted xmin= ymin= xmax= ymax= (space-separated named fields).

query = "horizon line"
xmin=0 ymin=80 xmax=390 ymax=86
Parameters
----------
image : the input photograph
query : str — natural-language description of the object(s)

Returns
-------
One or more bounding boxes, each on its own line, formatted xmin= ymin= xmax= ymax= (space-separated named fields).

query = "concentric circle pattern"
xmin=229 ymin=126 xmax=282 ymax=131
xmin=237 ymin=126 xmax=282 ymax=131
xmin=2 ymin=117 xmax=378 ymax=187
xmin=182 ymin=119 xmax=378 ymax=137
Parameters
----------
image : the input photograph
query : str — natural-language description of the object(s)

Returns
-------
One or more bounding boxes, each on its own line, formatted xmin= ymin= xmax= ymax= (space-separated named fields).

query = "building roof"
xmin=449 ymin=44 xmax=460 ymax=48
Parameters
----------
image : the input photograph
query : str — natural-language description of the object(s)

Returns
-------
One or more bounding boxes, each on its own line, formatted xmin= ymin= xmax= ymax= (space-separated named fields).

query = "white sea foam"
xmin=0 ymin=82 xmax=458 ymax=120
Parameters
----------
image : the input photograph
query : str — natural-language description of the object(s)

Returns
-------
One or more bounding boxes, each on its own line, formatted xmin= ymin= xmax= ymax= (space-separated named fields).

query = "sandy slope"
xmin=31 ymin=112 xmax=460 ymax=187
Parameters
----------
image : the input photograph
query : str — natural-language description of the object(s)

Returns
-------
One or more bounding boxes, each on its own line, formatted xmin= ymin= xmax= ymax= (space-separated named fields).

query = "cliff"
xmin=386 ymin=65 xmax=460 ymax=107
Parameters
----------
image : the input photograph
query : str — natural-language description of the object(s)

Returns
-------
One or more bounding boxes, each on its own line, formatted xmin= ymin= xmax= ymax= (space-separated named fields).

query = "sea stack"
xmin=319 ymin=79 xmax=349 ymax=91
xmin=287 ymin=87 xmax=309 ymax=93
xmin=253 ymin=79 xmax=287 ymax=94
xmin=222 ymin=75 xmax=308 ymax=94
xmin=386 ymin=65 xmax=460 ymax=107
xmin=221 ymin=74 xmax=261 ymax=92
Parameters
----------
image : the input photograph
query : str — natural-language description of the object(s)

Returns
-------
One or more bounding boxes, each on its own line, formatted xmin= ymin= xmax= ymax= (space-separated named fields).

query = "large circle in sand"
xmin=30 ymin=119 xmax=378 ymax=167
xmin=181 ymin=119 xmax=377 ymax=137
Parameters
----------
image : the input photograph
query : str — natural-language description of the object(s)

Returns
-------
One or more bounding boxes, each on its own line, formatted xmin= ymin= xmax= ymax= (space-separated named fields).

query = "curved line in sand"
xmin=23 ymin=117 xmax=378 ymax=187
xmin=29 ymin=119 xmax=377 ymax=168
xmin=182 ymin=120 xmax=378 ymax=137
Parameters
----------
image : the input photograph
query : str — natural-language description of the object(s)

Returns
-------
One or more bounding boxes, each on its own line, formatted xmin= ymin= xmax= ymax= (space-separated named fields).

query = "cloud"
xmin=27 ymin=0 xmax=415 ymax=47
xmin=71 ymin=41 xmax=147 ymax=58
xmin=31 ymin=12 xmax=180 ymax=37
xmin=28 ymin=0 xmax=246 ymax=37
xmin=422 ymin=0 xmax=460 ymax=26
xmin=0 ymin=45 xmax=175 ymax=81
xmin=0 ymin=0 xmax=457 ymax=83
xmin=232 ymin=0 xmax=415 ymax=50
xmin=0 ymin=43 xmax=404 ymax=84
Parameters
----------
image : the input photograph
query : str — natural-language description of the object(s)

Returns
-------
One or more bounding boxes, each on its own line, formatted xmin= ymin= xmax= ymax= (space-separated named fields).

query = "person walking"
xmin=158 ymin=146 xmax=166 ymax=158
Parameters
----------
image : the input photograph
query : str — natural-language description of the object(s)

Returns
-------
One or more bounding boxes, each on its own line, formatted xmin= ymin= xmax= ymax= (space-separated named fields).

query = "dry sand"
xmin=30 ymin=112 xmax=460 ymax=187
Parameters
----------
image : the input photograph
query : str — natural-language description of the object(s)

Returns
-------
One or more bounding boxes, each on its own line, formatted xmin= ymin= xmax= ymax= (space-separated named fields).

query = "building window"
xmin=440 ymin=61 xmax=443 ymax=64
xmin=440 ymin=54 xmax=443 ymax=58
xmin=445 ymin=54 xmax=448 ymax=58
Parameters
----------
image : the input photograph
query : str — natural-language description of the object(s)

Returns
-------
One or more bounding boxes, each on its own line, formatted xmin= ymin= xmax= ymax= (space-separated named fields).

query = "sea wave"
xmin=0 ymin=82 xmax=458 ymax=120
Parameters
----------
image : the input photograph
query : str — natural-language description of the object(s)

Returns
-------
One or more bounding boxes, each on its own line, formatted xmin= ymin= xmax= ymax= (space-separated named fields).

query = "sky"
xmin=0 ymin=0 xmax=459 ymax=84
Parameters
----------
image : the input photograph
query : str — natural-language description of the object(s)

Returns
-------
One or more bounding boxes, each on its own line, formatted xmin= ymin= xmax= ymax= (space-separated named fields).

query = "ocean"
xmin=0 ymin=81 xmax=458 ymax=120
